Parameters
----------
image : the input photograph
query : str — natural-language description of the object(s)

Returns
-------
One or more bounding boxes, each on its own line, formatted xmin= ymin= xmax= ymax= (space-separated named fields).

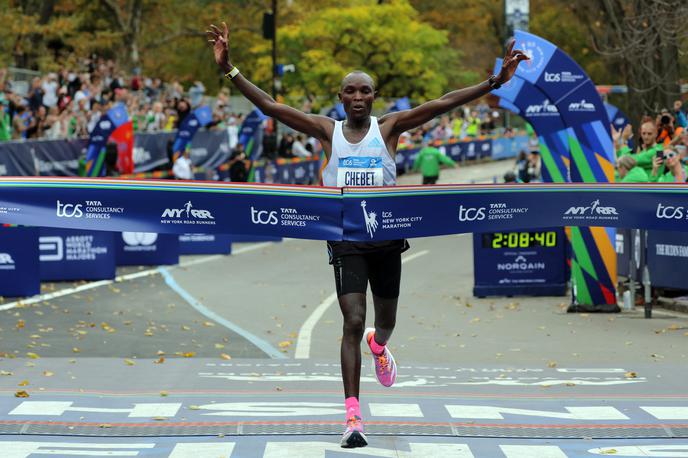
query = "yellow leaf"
xmin=203 ymin=321 xmax=215 ymax=327
xmin=182 ymin=352 xmax=195 ymax=358
xmin=16 ymin=320 xmax=25 ymax=329
xmin=152 ymin=416 xmax=167 ymax=421
xmin=214 ymin=343 xmax=225 ymax=349
xmin=625 ymin=371 xmax=637 ymax=378
xmin=43 ymin=371 xmax=54 ymax=377
xmin=0 ymin=370 xmax=13 ymax=376
xmin=18 ymin=380 xmax=29 ymax=386
xmin=154 ymin=356 xmax=165 ymax=364
xmin=547 ymin=361 xmax=557 ymax=368
xmin=26 ymin=352 xmax=40 ymax=359
xmin=220 ymin=353 xmax=232 ymax=360
xmin=124 ymin=359 xmax=136 ymax=366
xmin=278 ymin=341 xmax=292 ymax=348
xmin=72 ymin=347 xmax=81 ymax=353
xmin=189 ymin=405 xmax=200 ymax=410
xmin=15 ymin=390 xmax=29 ymax=398
xmin=160 ymin=391 xmax=168 ymax=397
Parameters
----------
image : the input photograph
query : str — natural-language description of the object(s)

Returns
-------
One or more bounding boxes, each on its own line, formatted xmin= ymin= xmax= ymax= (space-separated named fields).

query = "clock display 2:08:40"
xmin=483 ymin=231 xmax=558 ymax=249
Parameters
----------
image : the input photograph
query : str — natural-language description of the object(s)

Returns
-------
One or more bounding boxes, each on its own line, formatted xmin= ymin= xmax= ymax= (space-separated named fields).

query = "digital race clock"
xmin=482 ymin=231 xmax=558 ymax=249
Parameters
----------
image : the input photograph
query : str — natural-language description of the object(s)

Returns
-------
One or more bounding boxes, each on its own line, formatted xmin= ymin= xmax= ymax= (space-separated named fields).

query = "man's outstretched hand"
xmin=496 ymin=38 xmax=529 ymax=85
xmin=206 ymin=22 xmax=231 ymax=72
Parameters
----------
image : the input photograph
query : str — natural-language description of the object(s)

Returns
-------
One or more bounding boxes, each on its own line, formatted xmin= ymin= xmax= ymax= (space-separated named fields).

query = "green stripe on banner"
xmin=571 ymin=259 xmax=592 ymax=305
xmin=568 ymin=136 xmax=596 ymax=183
xmin=570 ymin=226 xmax=598 ymax=281
xmin=89 ymin=149 xmax=106 ymax=177
xmin=538 ymin=142 xmax=565 ymax=183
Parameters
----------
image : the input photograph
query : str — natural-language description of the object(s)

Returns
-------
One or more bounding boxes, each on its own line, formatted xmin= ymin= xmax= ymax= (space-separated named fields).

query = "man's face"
xmin=338 ymin=73 xmax=375 ymax=122
xmin=639 ymin=122 xmax=656 ymax=146
xmin=675 ymin=100 xmax=682 ymax=111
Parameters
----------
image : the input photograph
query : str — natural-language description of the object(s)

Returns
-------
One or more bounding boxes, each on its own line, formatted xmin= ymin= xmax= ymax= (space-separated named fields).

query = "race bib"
xmin=337 ymin=157 xmax=383 ymax=187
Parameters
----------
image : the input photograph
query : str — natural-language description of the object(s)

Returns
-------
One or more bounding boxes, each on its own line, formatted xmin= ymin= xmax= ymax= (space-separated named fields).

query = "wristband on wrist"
xmin=224 ymin=66 xmax=240 ymax=80
xmin=488 ymin=75 xmax=502 ymax=90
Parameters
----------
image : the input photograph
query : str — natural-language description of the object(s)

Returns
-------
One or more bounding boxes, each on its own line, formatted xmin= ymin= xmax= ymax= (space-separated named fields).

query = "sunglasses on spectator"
xmin=664 ymin=151 xmax=678 ymax=160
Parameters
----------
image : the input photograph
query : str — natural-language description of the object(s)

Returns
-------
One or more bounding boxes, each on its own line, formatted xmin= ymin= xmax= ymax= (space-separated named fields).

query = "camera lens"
xmin=661 ymin=115 xmax=671 ymax=124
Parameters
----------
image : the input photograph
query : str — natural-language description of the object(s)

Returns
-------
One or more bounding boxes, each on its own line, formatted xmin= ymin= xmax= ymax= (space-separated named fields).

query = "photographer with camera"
xmin=657 ymin=108 xmax=684 ymax=147
xmin=650 ymin=145 xmax=688 ymax=183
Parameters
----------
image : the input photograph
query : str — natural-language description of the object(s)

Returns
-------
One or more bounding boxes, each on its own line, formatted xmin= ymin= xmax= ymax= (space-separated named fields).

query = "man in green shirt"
xmin=614 ymin=120 xmax=661 ymax=174
xmin=412 ymin=140 xmax=458 ymax=184
xmin=616 ymin=155 xmax=648 ymax=183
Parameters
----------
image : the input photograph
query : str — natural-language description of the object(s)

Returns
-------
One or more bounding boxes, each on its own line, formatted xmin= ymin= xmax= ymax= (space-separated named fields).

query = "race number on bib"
xmin=337 ymin=157 xmax=383 ymax=187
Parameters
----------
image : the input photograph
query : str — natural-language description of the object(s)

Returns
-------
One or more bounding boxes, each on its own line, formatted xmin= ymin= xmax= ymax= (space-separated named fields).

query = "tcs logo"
xmin=56 ymin=200 xmax=83 ymax=218
xmin=251 ymin=207 xmax=278 ymax=225
xmin=458 ymin=205 xmax=486 ymax=222
xmin=656 ymin=203 xmax=685 ymax=220
xmin=544 ymin=72 xmax=561 ymax=82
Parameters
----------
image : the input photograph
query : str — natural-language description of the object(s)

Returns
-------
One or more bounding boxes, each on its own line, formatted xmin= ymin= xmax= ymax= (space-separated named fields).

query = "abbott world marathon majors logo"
xmin=161 ymin=201 xmax=215 ymax=225
xmin=56 ymin=200 xmax=124 ymax=219
xmin=564 ymin=199 xmax=618 ymax=221
xmin=250 ymin=206 xmax=321 ymax=228
xmin=459 ymin=202 xmax=529 ymax=222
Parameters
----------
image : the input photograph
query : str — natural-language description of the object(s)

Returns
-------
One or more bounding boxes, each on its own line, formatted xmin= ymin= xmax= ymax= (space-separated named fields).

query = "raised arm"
xmin=206 ymin=22 xmax=332 ymax=142
xmin=381 ymin=39 xmax=528 ymax=136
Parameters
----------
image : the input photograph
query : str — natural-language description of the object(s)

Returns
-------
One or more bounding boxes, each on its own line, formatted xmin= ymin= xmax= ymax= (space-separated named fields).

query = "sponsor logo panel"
xmin=56 ymin=200 xmax=124 ymax=219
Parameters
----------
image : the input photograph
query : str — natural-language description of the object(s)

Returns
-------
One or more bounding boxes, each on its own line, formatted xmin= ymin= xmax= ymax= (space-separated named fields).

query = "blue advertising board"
xmin=646 ymin=230 xmax=688 ymax=290
xmin=473 ymin=228 xmax=567 ymax=297
xmin=39 ymin=228 xmax=116 ymax=281
xmin=0 ymin=226 xmax=40 ymax=297
xmin=179 ymin=233 xmax=232 ymax=255
xmin=116 ymin=232 xmax=179 ymax=266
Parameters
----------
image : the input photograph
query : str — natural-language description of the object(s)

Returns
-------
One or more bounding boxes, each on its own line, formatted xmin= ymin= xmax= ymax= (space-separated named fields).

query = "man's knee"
xmin=343 ymin=315 xmax=366 ymax=337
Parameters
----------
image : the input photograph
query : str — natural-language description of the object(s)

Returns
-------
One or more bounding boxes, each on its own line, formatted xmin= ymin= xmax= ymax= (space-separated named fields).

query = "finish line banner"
xmin=2 ymin=179 xmax=688 ymax=239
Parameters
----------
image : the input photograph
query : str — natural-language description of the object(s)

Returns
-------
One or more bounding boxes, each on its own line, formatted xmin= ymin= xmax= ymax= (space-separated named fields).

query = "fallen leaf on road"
xmin=625 ymin=371 xmax=637 ymax=378
xmin=124 ymin=359 xmax=136 ymax=366
xmin=220 ymin=353 xmax=232 ymax=360
xmin=15 ymin=390 xmax=29 ymax=398
xmin=26 ymin=352 xmax=40 ymax=359
xmin=18 ymin=380 xmax=29 ymax=386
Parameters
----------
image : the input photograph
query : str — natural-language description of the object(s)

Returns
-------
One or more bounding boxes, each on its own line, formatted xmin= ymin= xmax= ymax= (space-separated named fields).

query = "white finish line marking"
xmin=500 ymin=445 xmax=568 ymax=458
xmin=294 ymin=249 xmax=429 ymax=359
xmin=369 ymin=403 xmax=423 ymax=417
xmin=0 ymin=241 xmax=275 ymax=312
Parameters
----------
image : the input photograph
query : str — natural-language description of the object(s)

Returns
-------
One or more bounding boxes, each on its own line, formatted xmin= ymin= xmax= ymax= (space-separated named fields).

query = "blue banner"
xmin=179 ymin=233 xmax=232 ymax=255
xmin=326 ymin=103 xmax=346 ymax=121
xmin=172 ymin=106 xmax=213 ymax=161
xmin=0 ymin=226 xmax=40 ymax=297
xmin=473 ymin=228 xmax=567 ymax=296
xmin=239 ymin=109 xmax=268 ymax=159
xmin=116 ymin=232 xmax=179 ymax=266
xmin=39 ymin=228 xmax=116 ymax=281
xmin=646 ymin=230 xmax=688 ymax=289
xmin=85 ymin=104 xmax=130 ymax=177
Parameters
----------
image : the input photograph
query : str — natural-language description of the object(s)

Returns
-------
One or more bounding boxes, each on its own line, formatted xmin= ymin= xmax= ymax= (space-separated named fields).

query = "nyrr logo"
xmin=524 ymin=100 xmax=558 ymax=116
xmin=568 ymin=99 xmax=596 ymax=112
xmin=656 ymin=203 xmax=685 ymax=220
xmin=161 ymin=201 xmax=214 ymax=220
xmin=122 ymin=232 xmax=158 ymax=246
xmin=458 ymin=205 xmax=486 ymax=222
xmin=564 ymin=199 xmax=618 ymax=218
xmin=250 ymin=207 xmax=278 ymax=225
xmin=56 ymin=200 xmax=83 ymax=218
xmin=0 ymin=252 xmax=15 ymax=270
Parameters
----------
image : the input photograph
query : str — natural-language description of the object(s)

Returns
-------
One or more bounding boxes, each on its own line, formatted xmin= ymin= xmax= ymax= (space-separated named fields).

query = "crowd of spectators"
xmin=0 ymin=59 xmax=242 ymax=143
xmin=612 ymin=101 xmax=688 ymax=183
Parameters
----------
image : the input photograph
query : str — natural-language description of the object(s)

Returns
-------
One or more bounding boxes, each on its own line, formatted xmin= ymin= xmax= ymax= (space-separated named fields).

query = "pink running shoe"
xmin=340 ymin=415 xmax=368 ymax=448
xmin=365 ymin=327 xmax=397 ymax=387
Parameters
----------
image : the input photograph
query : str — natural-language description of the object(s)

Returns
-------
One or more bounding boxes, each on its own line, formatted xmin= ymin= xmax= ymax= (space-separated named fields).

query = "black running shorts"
xmin=332 ymin=250 xmax=402 ymax=299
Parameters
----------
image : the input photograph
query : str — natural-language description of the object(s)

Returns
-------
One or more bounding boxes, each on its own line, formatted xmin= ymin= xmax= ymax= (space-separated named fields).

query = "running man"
xmin=207 ymin=21 xmax=527 ymax=448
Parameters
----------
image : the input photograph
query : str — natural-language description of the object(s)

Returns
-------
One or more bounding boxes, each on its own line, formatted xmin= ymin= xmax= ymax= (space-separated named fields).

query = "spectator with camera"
xmin=650 ymin=145 xmax=687 ymax=183
xmin=657 ymin=108 xmax=683 ymax=147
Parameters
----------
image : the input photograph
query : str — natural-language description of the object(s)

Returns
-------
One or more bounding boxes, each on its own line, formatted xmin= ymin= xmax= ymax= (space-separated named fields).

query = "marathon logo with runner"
xmin=337 ymin=157 xmax=383 ymax=187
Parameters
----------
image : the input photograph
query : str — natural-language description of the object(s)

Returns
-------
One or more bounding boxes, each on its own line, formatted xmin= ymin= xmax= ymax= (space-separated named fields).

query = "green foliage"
xmin=255 ymin=0 xmax=453 ymax=103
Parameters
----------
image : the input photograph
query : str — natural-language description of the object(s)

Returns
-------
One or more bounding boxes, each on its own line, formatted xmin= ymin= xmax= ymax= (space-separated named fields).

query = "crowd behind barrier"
xmin=0 ymin=129 xmax=531 ymax=183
